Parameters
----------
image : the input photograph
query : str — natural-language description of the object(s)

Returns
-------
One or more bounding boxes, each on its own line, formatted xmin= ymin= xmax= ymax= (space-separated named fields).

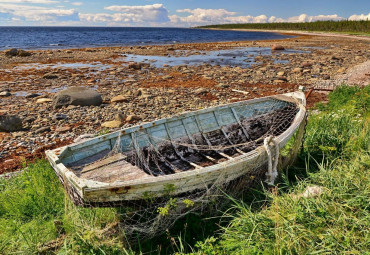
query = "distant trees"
xmin=199 ymin=20 xmax=370 ymax=33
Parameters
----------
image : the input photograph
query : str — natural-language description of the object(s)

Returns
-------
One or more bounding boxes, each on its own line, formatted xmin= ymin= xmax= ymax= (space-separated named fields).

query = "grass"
xmin=197 ymin=20 xmax=370 ymax=34
xmin=0 ymin=85 xmax=368 ymax=254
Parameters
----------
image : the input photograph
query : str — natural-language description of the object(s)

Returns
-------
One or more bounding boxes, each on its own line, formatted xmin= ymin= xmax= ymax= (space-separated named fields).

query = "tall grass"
xmin=0 ymin=85 xmax=368 ymax=254
xmin=193 ymin=85 xmax=369 ymax=254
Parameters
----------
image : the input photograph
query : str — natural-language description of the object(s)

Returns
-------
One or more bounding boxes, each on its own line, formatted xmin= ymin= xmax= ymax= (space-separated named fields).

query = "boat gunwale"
xmin=45 ymin=92 xmax=306 ymax=197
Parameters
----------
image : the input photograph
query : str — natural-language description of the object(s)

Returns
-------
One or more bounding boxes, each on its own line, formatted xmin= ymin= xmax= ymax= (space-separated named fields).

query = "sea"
xmin=0 ymin=27 xmax=293 ymax=50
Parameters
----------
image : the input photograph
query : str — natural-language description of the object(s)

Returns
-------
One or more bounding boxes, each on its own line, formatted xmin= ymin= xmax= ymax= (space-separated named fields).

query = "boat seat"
xmin=75 ymin=153 xmax=150 ymax=183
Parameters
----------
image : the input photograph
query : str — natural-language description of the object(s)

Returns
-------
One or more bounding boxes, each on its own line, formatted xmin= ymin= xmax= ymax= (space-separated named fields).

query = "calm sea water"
xmin=0 ymin=27 xmax=293 ymax=50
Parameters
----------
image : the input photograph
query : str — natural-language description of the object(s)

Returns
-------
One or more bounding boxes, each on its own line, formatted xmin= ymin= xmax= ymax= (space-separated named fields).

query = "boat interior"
xmin=67 ymin=99 xmax=298 ymax=183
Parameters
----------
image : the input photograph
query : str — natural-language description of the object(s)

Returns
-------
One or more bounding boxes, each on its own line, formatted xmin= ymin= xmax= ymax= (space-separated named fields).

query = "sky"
xmin=0 ymin=0 xmax=369 ymax=27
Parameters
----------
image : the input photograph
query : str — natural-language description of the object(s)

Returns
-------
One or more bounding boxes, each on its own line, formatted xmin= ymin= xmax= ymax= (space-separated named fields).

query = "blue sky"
xmin=0 ymin=0 xmax=369 ymax=26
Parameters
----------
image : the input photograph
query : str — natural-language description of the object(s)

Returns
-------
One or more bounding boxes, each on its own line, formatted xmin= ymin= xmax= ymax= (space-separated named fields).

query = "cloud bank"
xmin=0 ymin=2 xmax=368 ymax=26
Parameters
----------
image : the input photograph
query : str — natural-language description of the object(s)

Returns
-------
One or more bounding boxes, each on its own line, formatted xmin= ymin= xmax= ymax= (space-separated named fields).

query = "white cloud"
xmin=286 ymin=14 xmax=344 ymax=22
xmin=348 ymin=13 xmax=370 ymax=21
xmin=71 ymin=2 xmax=82 ymax=6
xmin=0 ymin=0 xmax=59 ymax=3
xmin=0 ymin=3 xmax=78 ymax=22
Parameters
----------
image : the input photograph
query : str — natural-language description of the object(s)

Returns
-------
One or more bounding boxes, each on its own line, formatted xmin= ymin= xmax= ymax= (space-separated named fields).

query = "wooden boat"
xmin=46 ymin=91 xmax=306 ymax=207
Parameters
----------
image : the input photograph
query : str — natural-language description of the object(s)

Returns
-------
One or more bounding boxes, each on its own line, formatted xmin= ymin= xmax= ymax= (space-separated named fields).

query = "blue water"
xmin=0 ymin=27 xmax=293 ymax=50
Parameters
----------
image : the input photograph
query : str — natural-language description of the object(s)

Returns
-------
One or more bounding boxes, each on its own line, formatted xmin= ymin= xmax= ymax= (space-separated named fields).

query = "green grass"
xmin=198 ymin=20 xmax=370 ymax=34
xmin=0 ymin=85 xmax=368 ymax=254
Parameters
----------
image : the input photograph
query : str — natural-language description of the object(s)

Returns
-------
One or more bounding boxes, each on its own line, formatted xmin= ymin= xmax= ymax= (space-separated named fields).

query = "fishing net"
xmin=55 ymin=96 xmax=306 ymax=241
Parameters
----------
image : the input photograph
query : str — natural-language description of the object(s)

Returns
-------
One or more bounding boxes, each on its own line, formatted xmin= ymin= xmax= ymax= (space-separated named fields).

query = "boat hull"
xmin=46 ymin=92 xmax=306 ymax=206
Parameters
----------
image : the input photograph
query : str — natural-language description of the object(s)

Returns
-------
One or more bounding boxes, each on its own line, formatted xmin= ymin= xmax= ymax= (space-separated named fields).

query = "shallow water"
xmin=123 ymin=47 xmax=309 ymax=68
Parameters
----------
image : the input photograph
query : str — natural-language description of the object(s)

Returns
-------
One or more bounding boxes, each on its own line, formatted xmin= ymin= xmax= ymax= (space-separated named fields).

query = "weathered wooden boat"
xmin=46 ymin=91 xmax=306 ymax=207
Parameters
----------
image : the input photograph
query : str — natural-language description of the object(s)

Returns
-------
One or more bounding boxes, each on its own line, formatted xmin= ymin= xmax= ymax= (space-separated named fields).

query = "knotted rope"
xmin=264 ymin=136 xmax=279 ymax=185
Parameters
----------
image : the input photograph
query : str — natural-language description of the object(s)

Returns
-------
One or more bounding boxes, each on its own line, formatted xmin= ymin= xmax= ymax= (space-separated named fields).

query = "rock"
xmin=0 ymin=115 xmax=23 ymax=132
xmin=25 ymin=93 xmax=41 ymax=98
xmin=322 ymin=74 xmax=330 ymax=80
xmin=0 ymin=91 xmax=11 ymax=97
xmin=101 ymin=120 xmax=123 ymax=128
xmin=74 ymin=134 xmax=94 ymax=143
xmin=55 ymin=126 xmax=72 ymax=133
xmin=36 ymin=98 xmax=53 ymax=104
xmin=292 ymin=68 xmax=302 ymax=73
xmin=301 ymin=62 xmax=312 ymax=68
xmin=43 ymin=73 xmax=59 ymax=79
xmin=134 ymin=89 xmax=143 ymax=97
xmin=53 ymin=87 xmax=102 ymax=109
xmin=292 ymin=185 xmax=324 ymax=199
xmin=277 ymin=71 xmax=285 ymax=76
xmin=271 ymin=44 xmax=285 ymax=50
xmin=126 ymin=115 xmax=141 ymax=123
xmin=17 ymin=50 xmax=31 ymax=57
xmin=111 ymin=95 xmax=129 ymax=103
xmin=216 ymin=83 xmax=229 ymax=88
xmin=337 ymin=67 xmax=346 ymax=73
xmin=195 ymin=88 xmax=208 ymax=94
xmin=35 ymin=126 xmax=51 ymax=133
xmin=53 ymin=113 xmax=68 ymax=120
xmin=128 ymin=62 xmax=142 ymax=70
xmin=4 ymin=48 xmax=18 ymax=57
xmin=275 ymin=76 xmax=287 ymax=81
xmin=114 ymin=113 xmax=125 ymax=122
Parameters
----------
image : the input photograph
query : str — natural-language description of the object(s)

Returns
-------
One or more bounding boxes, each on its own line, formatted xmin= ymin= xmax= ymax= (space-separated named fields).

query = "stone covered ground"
xmin=0 ymin=33 xmax=369 ymax=173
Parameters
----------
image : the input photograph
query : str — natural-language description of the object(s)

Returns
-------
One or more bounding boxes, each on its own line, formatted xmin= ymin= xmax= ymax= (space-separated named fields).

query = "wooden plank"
xmin=231 ymin=107 xmax=251 ymax=140
xmin=81 ymin=153 xmax=127 ymax=174
xmin=164 ymin=122 xmax=203 ymax=169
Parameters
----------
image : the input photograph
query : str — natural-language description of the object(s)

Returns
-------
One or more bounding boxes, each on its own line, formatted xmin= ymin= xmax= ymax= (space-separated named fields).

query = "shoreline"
xmin=1 ymin=33 xmax=369 ymax=173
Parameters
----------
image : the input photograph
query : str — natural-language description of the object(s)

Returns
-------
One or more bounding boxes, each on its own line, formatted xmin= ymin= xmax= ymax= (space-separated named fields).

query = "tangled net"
xmin=58 ymin=97 xmax=305 ymax=241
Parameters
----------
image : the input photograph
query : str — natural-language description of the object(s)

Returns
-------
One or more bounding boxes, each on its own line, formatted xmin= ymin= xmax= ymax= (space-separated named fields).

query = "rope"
xmin=264 ymin=136 xmax=279 ymax=185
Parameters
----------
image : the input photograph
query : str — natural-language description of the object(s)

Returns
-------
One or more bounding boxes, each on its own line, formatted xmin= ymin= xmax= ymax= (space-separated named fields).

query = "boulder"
xmin=0 ymin=115 xmax=23 ymax=132
xmin=4 ymin=48 xmax=31 ymax=57
xmin=271 ymin=44 xmax=285 ymax=50
xmin=4 ymin=48 xmax=18 ymax=57
xmin=53 ymin=87 xmax=102 ymax=109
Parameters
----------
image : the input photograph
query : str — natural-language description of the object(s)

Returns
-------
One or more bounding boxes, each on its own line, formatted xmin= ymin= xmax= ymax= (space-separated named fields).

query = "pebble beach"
xmin=1 ymin=32 xmax=369 ymax=173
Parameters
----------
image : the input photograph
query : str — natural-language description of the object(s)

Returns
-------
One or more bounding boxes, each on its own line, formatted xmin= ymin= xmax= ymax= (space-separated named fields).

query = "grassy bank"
xmin=198 ymin=20 xmax=370 ymax=35
xmin=0 ymin=85 xmax=369 ymax=254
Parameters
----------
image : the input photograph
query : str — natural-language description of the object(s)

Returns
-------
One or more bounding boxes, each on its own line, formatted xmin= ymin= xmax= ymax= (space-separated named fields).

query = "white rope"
xmin=264 ymin=136 xmax=279 ymax=185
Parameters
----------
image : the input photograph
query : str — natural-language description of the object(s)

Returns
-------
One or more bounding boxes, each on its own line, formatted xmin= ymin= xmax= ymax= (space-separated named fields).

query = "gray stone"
xmin=53 ymin=87 xmax=102 ymax=108
xmin=53 ymin=113 xmax=68 ymax=120
xmin=0 ymin=115 xmax=23 ymax=132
